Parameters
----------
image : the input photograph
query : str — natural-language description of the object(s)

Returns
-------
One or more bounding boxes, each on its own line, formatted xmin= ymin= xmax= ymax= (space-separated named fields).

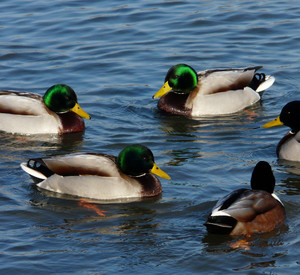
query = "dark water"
xmin=1 ymin=0 xmax=300 ymax=273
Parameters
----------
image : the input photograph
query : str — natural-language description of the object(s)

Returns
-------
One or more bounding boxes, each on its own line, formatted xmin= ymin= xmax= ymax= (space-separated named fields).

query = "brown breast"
xmin=157 ymin=92 xmax=191 ymax=116
xmin=58 ymin=112 xmax=85 ymax=134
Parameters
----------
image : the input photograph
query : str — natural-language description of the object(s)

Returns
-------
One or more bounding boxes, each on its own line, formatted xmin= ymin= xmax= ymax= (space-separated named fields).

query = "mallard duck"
xmin=0 ymin=84 xmax=91 ymax=135
xmin=263 ymin=101 xmax=300 ymax=162
xmin=204 ymin=161 xmax=285 ymax=235
xmin=153 ymin=64 xmax=275 ymax=116
xmin=20 ymin=144 xmax=171 ymax=201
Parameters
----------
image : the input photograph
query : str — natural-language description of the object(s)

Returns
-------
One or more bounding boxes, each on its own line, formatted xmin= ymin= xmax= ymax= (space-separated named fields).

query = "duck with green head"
xmin=263 ymin=101 xmax=300 ymax=162
xmin=20 ymin=144 xmax=171 ymax=201
xmin=0 ymin=84 xmax=90 ymax=135
xmin=153 ymin=64 xmax=275 ymax=116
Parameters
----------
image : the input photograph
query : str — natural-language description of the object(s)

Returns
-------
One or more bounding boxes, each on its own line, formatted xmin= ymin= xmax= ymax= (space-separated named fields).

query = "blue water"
xmin=1 ymin=0 xmax=300 ymax=273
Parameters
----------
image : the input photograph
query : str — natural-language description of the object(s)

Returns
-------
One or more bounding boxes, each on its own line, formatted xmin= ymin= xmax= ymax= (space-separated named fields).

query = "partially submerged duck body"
xmin=154 ymin=64 xmax=275 ymax=116
xmin=204 ymin=161 xmax=285 ymax=235
xmin=21 ymin=145 xmax=171 ymax=201
xmin=263 ymin=101 xmax=300 ymax=162
xmin=0 ymin=84 xmax=90 ymax=135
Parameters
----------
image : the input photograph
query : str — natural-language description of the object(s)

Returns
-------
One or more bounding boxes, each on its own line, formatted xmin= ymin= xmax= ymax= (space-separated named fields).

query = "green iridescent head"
xmin=153 ymin=64 xmax=198 ymax=99
xmin=43 ymin=84 xmax=90 ymax=119
xmin=116 ymin=144 xmax=171 ymax=179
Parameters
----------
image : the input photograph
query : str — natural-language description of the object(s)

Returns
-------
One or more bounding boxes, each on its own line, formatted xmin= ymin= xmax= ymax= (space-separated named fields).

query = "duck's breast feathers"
xmin=157 ymin=92 xmax=191 ymax=116
xmin=196 ymin=66 xmax=263 ymax=96
xmin=212 ymin=189 xmax=283 ymax=222
xmin=27 ymin=153 xmax=122 ymax=178
xmin=0 ymin=90 xmax=49 ymax=116
xmin=58 ymin=112 xmax=85 ymax=134
xmin=276 ymin=131 xmax=300 ymax=161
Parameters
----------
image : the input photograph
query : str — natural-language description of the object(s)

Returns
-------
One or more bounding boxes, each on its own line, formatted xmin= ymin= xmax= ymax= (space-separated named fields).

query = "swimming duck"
xmin=0 ymin=84 xmax=91 ymax=135
xmin=263 ymin=101 xmax=300 ymax=162
xmin=153 ymin=64 xmax=275 ymax=116
xmin=204 ymin=161 xmax=285 ymax=235
xmin=20 ymin=144 xmax=171 ymax=201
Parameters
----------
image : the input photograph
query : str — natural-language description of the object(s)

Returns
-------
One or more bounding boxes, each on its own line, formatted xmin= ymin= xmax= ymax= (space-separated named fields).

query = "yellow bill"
xmin=262 ymin=116 xmax=283 ymax=128
xmin=152 ymin=81 xmax=172 ymax=99
xmin=151 ymin=163 xmax=171 ymax=180
xmin=70 ymin=103 xmax=91 ymax=120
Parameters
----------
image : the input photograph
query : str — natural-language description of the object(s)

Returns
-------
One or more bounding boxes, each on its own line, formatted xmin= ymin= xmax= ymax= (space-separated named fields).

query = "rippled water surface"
xmin=1 ymin=0 xmax=300 ymax=274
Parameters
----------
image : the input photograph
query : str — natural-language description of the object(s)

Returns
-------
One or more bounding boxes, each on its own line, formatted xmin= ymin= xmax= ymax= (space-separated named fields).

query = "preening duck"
xmin=204 ymin=161 xmax=285 ymax=235
xmin=20 ymin=144 xmax=171 ymax=201
xmin=153 ymin=64 xmax=275 ymax=116
xmin=263 ymin=101 xmax=300 ymax=162
xmin=0 ymin=84 xmax=91 ymax=135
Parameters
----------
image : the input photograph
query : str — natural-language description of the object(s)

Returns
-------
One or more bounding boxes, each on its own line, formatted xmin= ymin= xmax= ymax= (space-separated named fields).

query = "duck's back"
xmin=205 ymin=189 xmax=285 ymax=235
xmin=196 ymin=67 xmax=261 ymax=96
xmin=0 ymin=91 xmax=48 ymax=115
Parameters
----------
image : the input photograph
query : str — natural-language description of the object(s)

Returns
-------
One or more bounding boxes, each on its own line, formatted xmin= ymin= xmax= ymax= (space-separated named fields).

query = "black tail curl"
xmin=249 ymin=73 xmax=266 ymax=91
xmin=27 ymin=158 xmax=54 ymax=178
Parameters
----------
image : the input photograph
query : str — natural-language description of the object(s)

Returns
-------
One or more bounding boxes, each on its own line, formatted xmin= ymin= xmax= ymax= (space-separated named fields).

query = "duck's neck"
xmin=139 ymin=173 xmax=162 ymax=197
xmin=185 ymin=85 xmax=200 ymax=109
xmin=276 ymin=131 xmax=296 ymax=157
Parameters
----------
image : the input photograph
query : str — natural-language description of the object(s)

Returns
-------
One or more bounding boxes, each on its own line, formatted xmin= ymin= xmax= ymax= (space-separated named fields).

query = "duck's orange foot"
xmin=230 ymin=237 xmax=251 ymax=251
xmin=243 ymin=110 xmax=258 ymax=120
xmin=78 ymin=200 xmax=106 ymax=216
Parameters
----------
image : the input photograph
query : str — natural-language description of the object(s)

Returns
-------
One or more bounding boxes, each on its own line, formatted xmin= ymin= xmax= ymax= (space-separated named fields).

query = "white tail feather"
xmin=20 ymin=162 xmax=47 ymax=180
xmin=256 ymin=75 xmax=275 ymax=93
